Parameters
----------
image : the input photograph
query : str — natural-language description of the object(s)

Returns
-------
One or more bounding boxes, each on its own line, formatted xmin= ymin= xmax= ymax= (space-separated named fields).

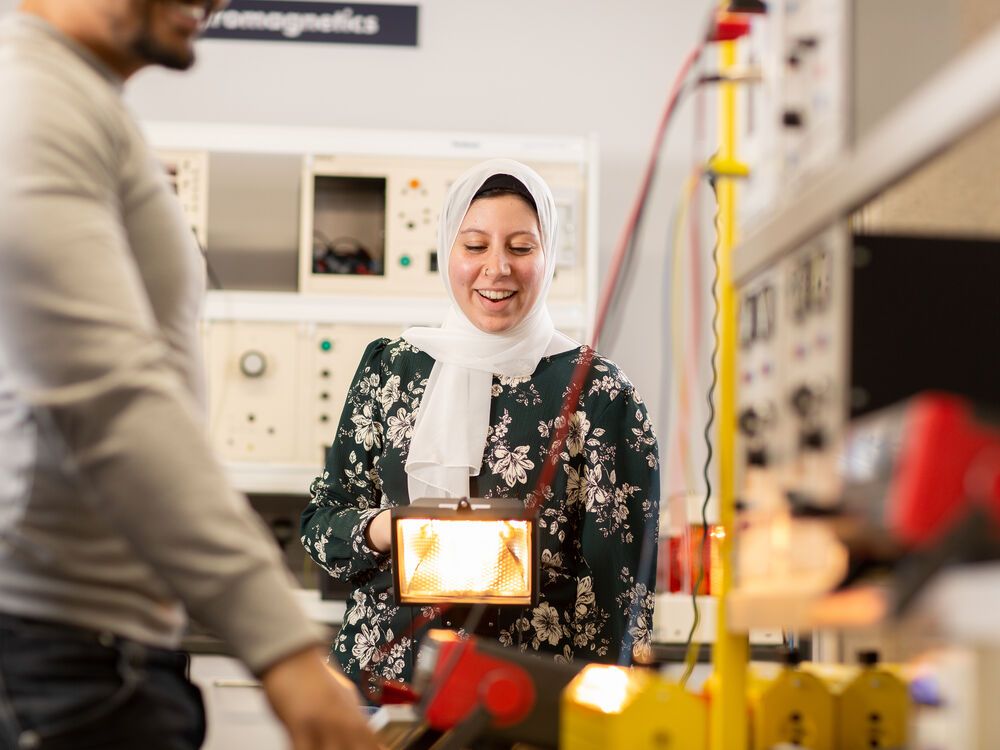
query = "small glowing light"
xmin=395 ymin=518 xmax=533 ymax=604
xmin=400 ymin=255 xmax=412 ymax=267
xmin=710 ymin=526 xmax=727 ymax=540
xmin=320 ymin=339 xmax=333 ymax=352
xmin=568 ymin=665 xmax=641 ymax=715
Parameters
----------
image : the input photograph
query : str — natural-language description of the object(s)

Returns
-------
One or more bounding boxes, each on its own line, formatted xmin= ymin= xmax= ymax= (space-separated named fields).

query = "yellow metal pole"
xmin=710 ymin=33 xmax=750 ymax=750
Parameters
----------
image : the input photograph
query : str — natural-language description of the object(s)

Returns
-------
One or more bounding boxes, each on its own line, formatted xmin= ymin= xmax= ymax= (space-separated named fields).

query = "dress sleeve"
xmin=577 ymin=383 xmax=660 ymax=663
xmin=300 ymin=338 xmax=391 ymax=583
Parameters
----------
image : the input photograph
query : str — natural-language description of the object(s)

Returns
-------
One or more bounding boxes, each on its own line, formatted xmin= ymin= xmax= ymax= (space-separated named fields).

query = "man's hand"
xmin=261 ymin=646 xmax=382 ymax=750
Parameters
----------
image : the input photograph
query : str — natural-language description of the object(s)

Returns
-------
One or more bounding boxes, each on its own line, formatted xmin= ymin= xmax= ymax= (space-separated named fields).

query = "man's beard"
xmin=132 ymin=34 xmax=195 ymax=70
xmin=130 ymin=1 xmax=198 ymax=71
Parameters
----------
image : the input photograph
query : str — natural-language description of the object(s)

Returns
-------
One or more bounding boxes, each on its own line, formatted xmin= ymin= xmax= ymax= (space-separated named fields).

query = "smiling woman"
xmin=449 ymin=188 xmax=546 ymax=334
xmin=301 ymin=159 xmax=661 ymax=696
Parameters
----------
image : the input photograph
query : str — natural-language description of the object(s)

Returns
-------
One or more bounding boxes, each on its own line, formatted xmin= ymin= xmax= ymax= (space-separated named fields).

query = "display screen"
xmin=311 ymin=175 xmax=387 ymax=276
xmin=739 ymin=283 xmax=776 ymax=349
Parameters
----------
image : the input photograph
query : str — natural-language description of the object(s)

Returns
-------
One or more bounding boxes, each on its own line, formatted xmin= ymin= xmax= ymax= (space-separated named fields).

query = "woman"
xmin=301 ymin=159 xmax=659 ymax=692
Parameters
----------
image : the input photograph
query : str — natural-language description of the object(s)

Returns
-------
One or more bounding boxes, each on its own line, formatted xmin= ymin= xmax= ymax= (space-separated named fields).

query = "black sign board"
xmin=202 ymin=1 xmax=419 ymax=47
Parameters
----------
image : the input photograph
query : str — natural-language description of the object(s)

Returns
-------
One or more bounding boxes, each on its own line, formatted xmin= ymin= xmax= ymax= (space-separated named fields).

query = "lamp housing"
xmin=390 ymin=497 xmax=539 ymax=607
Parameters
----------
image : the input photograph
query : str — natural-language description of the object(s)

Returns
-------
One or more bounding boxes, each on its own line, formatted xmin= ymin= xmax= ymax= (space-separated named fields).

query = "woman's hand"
xmin=365 ymin=510 xmax=392 ymax=553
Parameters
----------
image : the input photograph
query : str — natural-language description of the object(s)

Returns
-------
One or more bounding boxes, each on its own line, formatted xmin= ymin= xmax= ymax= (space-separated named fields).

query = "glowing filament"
xmin=395 ymin=518 xmax=532 ymax=603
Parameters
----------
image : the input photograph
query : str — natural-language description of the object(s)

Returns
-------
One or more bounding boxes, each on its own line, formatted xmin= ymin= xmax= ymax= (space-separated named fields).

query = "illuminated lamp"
xmin=390 ymin=498 xmax=538 ymax=607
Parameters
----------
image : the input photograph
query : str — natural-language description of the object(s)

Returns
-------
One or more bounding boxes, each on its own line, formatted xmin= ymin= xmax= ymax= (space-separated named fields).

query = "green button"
xmin=320 ymin=340 xmax=332 ymax=352
xmin=400 ymin=255 xmax=412 ymax=267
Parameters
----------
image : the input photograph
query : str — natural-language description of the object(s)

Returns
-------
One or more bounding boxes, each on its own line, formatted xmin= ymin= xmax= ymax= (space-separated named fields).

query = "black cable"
xmin=680 ymin=176 xmax=721 ymax=685
xmin=612 ymin=54 xmax=708 ymax=677
xmin=610 ymin=62 xmax=748 ymax=669
xmin=600 ymin=227 xmax=644 ymax=349
xmin=194 ymin=233 xmax=223 ymax=291
xmin=699 ymin=179 xmax=721 ymax=614
xmin=590 ymin=36 xmax=704 ymax=349
xmin=615 ymin=72 xmax=735 ymax=669
xmin=602 ymin=65 xmax=754 ymax=357
xmin=596 ymin=77 xmax=694 ymax=349
xmin=598 ymin=72 xmax=704 ymax=668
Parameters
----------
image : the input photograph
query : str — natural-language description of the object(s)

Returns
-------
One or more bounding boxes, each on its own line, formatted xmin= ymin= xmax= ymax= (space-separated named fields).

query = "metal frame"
xmin=201 ymin=290 xmax=589 ymax=330
xmin=734 ymin=20 xmax=1000 ymax=283
xmin=389 ymin=498 xmax=540 ymax=607
xmin=146 ymin=121 xmax=599 ymax=340
xmin=141 ymin=121 xmax=593 ymax=163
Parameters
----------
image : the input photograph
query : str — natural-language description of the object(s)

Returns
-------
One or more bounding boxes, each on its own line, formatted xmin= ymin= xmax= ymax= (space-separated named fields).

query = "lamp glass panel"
xmin=395 ymin=518 xmax=533 ymax=603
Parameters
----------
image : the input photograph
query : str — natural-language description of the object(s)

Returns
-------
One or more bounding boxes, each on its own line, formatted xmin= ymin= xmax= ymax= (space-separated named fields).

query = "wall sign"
xmin=203 ymin=1 xmax=419 ymax=47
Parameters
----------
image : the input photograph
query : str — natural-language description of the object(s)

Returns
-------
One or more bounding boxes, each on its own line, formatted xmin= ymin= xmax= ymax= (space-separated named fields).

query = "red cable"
xmin=589 ymin=42 xmax=705 ymax=349
xmin=530 ymin=40 xmax=706 ymax=508
xmin=689 ymin=83 xmax=707 ymax=372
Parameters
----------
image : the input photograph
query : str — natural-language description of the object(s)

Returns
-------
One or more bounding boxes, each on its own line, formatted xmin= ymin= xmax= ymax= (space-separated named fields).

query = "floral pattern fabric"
xmin=300 ymin=339 xmax=659 ymax=689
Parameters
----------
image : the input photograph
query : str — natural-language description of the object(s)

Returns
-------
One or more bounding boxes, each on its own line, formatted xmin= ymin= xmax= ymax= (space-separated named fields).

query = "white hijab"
xmin=402 ymin=159 xmax=577 ymax=501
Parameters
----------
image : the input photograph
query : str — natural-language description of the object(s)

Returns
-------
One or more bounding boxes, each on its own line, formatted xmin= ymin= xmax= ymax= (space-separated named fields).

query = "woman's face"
xmin=448 ymin=194 xmax=545 ymax=334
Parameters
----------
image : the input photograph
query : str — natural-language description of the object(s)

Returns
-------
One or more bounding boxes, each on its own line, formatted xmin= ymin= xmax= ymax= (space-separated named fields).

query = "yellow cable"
xmin=668 ymin=169 xmax=713 ymax=689
xmin=670 ymin=170 xmax=703 ymax=496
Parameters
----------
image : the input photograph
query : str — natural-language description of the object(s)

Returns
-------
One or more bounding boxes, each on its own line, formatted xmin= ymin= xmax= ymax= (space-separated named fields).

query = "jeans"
xmin=0 ymin=614 xmax=205 ymax=750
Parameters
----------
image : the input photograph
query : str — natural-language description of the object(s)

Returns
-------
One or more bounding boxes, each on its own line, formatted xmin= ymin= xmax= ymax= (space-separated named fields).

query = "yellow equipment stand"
xmin=710 ymin=29 xmax=751 ymax=750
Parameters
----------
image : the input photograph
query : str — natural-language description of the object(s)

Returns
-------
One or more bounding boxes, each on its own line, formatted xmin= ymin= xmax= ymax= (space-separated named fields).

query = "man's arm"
xmin=0 ymin=47 xmax=381 ymax=750
xmin=0 ymin=90 xmax=322 ymax=673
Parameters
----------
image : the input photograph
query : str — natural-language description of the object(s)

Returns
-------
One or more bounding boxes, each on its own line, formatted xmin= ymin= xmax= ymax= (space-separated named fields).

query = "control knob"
xmin=239 ymin=350 xmax=267 ymax=378
xmin=738 ymin=408 xmax=762 ymax=437
xmin=790 ymin=385 xmax=818 ymax=417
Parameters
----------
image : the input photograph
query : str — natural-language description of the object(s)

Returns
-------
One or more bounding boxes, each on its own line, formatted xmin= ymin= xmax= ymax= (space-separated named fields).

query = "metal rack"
xmin=722 ymin=18 xmax=1000 ymax=634
xmin=733 ymin=20 xmax=1000 ymax=283
xmin=714 ymin=14 xmax=1000 ymax=750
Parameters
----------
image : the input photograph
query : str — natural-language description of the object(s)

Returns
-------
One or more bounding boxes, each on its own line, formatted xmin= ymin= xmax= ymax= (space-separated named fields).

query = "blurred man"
xmin=0 ymin=2 xmax=381 ymax=748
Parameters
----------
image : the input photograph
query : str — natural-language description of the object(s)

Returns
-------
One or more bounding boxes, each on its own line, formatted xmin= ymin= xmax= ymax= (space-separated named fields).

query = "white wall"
xmin=2 ymin=0 xmax=718 ymax=492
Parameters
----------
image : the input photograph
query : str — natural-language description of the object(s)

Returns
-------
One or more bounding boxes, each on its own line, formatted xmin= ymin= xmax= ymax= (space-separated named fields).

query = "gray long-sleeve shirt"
xmin=0 ymin=14 xmax=322 ymax=674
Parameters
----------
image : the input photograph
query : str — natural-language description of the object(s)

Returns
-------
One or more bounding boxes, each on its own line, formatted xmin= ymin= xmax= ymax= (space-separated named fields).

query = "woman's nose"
xmin=485 ymin=250 xmax=511 ymax=278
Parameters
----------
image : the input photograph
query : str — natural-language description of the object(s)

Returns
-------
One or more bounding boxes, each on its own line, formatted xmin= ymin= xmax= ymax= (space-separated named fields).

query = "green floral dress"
xmin=300 ymin=338 xmax=659 ymax=689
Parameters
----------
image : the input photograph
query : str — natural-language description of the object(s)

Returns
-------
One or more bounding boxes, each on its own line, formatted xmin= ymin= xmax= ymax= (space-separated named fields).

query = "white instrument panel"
xmin=733 ymin=223 xmax=851 ymax=597
xmin=158 ymin=149 xmax=209 ymax=248
xmin=298 ymin=155 xmax=588 ymax=301
xmin=203 ymin=320 xmax=403 ymax=469
xmin=739 ymin=0 xmax=851 ymax=228
xmin=151 ymin=124 xmax=598 ymax=492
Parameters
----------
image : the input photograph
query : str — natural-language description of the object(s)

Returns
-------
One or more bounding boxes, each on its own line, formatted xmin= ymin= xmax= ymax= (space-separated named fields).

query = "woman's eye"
xmin=464 ymin=245 xmax=488 ymax=252
xmin=510 ymin=246 xmax=534 ymax=254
